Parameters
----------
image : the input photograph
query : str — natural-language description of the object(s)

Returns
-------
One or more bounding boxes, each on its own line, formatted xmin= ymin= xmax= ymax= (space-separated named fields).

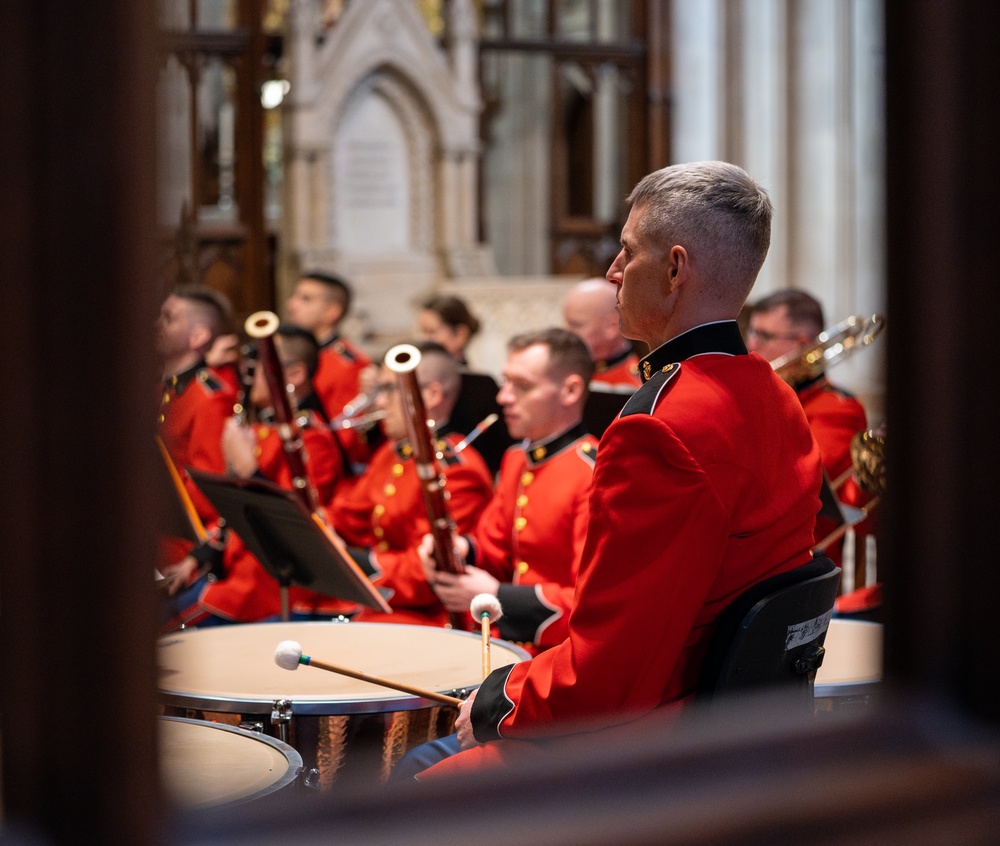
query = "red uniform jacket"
xmin=158 ymin=361 xmax=237 ymax=525
xmin=471 ymin=424 xmax=597 ymax=652
xmin=798 ymin=375 xmax=869 ymax=564
xmin=198 ymin=410 xmax=347 ymax=622
xmin=313 ymin=334 xmax=371 ymax=421
xmin=328 ymin=430 xmax=495 ymax=626
xmin=590 ymin=347 xmax=642 ymax=390
xmin=425 ymin=321 xmax=822 ymax=777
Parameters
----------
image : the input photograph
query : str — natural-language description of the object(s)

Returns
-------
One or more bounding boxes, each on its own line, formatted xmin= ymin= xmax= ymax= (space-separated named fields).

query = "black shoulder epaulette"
xmin=332 ymin=340 xmax=360 ymax=363
xmin=620 ymin=362 xmax=681 ymax=417
xmin=577 ymin=440 xmax=598 ymax=467
xmin=195 ymin=367 xmax=225 ymax=395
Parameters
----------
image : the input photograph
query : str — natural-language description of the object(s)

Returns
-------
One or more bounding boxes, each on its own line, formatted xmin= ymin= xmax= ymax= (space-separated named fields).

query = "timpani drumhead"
xmin=815 ymin=618 xmax=883 ymax=701
xmin=157 ymin=621 xmax=529 ymax=715
xmin=160 ymin=717 xmax=301 ymax=809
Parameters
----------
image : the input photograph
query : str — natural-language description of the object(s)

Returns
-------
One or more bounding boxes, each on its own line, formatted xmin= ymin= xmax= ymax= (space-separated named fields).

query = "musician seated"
xmin=322 ymin=341 xmax=495 ymax=627
xmin=392 ymin=329 xmax=599 ymax=779
xmin=745 ymin=289 xmax=871 ymax=565
xmin=160 ymin=325 xmax=348 ymax=628
xmin=156 ymin=285 xmax=239 ymax=553
xmin=563 ymin=278 xmax=642 ymax=390
xmin=417 ymin=293 xmax=513 ymax=476
xmin=284 ymin=270 xmax=378 ymax=471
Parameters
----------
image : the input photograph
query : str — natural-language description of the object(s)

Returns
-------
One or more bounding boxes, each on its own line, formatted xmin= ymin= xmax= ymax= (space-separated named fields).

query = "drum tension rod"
xmin=271 ymin=698 xmax=293 ymax=743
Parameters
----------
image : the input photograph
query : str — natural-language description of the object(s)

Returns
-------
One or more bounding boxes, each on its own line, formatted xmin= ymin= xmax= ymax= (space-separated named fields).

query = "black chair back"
xmin=697 ymin=556 xmax=841 ymax=709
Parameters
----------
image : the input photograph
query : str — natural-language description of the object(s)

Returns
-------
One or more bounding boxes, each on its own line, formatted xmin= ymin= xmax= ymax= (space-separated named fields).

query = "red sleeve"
xmin=473 ymin=414 xmax=729 ymax=739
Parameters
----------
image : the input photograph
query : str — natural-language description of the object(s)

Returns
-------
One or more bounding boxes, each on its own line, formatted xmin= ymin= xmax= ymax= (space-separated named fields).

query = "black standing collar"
xmin=318 ymin=332 xmax=341 ymax=351
xmin=640 ymin=321 xmax=747 ymax=383
xmin=594 ymin=345 xmax=634 ymax=372
xmin=523 ymin=421 xmax=587 ymax=467
xmin=163 ymin=358 xmax=208 ymax=394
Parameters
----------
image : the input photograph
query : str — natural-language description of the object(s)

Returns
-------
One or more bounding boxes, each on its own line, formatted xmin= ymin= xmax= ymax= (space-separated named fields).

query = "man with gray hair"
xmin=419 ymin=161 xmax=824 ymax=778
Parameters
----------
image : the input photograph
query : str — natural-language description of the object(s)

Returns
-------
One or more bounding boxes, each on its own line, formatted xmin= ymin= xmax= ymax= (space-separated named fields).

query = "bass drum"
xmin=157 ymin=621 xmax=529 ymax=788
xmin=160 ymin=716 xmax=301 ymax=810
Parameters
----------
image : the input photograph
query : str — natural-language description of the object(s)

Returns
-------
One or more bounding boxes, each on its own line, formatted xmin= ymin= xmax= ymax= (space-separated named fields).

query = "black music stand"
xmin=188 ymin=469 xmax=392 ymax=620
xmin=452 ymin=371 xmax=512 ymax=475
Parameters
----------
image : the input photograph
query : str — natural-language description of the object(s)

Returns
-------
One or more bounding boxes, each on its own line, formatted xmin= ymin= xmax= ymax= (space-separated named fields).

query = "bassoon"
xmin=244 ymin=310 xmax=318 ymax=513
xmin=384 ymin=343 xmax=468 ymax=629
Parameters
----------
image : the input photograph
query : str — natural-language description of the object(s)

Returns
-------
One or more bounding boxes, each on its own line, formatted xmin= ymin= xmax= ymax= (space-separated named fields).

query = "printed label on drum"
xmin=785 ymin=609 xmax=833 ymax=650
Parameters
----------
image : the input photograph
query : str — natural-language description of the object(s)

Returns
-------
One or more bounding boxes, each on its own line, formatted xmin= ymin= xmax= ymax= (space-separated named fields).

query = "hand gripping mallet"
xmin=469 ymin=594 xmax=503 ymax=680
xmin=273 ymin=641 xmax=463 ymax=707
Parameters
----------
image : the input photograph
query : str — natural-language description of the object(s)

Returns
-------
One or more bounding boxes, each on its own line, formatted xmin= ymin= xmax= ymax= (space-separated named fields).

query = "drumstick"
xmin=273 ymin=641 xmax=464 ymax=707
xmin=469 ymin=594 xmax=503 ymax=680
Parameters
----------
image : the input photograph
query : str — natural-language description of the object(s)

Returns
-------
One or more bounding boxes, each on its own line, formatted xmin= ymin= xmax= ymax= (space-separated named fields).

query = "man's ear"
xmin=421 ymin=380 xmax=445 ymax=413
xmin=323 ymin=300 xmax=345 ymax=328
xmin=188 ymin=322 xmax=213 ymax=354
xmin=560 ymin=373 xmax=587 ymax=406
xmin=285 ymin=361 xmax=309 ymax=394
xmin=665 ymin=244 xmax=690 ymax=293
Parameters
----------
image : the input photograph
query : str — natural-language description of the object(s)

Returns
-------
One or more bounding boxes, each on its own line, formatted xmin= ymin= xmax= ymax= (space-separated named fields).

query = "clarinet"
xmin=384 ymin=343 xmax=467 ymax=630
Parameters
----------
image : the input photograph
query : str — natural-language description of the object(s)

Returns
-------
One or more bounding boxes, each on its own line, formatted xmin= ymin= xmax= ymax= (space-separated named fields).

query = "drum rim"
xmin=160 ymin=715 xmax=303 ymax=809
xmin=158 ymin=621 xmax=531 ymax=715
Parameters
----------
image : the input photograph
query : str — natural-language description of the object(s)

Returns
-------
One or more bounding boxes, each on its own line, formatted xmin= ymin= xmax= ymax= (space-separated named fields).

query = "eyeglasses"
xmin=746 ymin=327 xmax=803 ymax=344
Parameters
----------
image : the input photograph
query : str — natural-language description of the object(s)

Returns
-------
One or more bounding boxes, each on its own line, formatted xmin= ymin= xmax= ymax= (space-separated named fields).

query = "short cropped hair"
xmin=627 ymin=161 xmax=773 ymax=302
xmin=749 ymin=289 xmax=825 ymax=338
xmin=173 ymin=284 xmax=232 ymax=339
xmin=276 ymin=323 xmax=320 ymax=378
xmin=508 ymin=327 xmax=595 ymax=385
xmin=383 ymin=339 xmax=462 ymax=401
xmin=299 ymin=270 xmax=353 ymax=313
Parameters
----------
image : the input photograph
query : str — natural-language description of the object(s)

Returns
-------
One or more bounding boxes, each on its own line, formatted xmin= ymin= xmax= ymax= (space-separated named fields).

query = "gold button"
xmin=373 ymin=504 xmax=385 ymax=517
xmin=159 ymin=414 xmax=165 ymax=423
xmin=531 ymin=446 xmax=547 ymax=461
xmin=514 ymin=517 xmax=527 ymax=531
xmin=517 ymin=561 xmax=529 ymax=575
xmin=516 ymin=494 xmax=529 ymax=508
xmin=161 ymin=394 xmax=170 ymax=404
xmin=401 ymin=444 xmax=413 ymax=458
xmin=384 ymin=484 xmax=396 ymax=497
xmin=374 ymin=527 xmax=384 ymax=539
xmin=392 ymin=463 xmax=404 ymax=477
xmin=377 ymin=541 xmax=389 ymax=552
xmin=521 ymin=472 xmax=534 ymax=486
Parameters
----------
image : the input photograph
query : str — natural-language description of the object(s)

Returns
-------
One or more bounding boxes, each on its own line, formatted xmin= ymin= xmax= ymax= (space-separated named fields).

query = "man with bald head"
xmin=563 ymin=278 xmax=641 ymax=389
xmin=418 ymin=161 xmax=824 ymax=779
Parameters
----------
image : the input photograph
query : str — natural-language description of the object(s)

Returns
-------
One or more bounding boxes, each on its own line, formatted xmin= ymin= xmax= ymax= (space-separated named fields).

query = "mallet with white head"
xmin=469 ymin=594 xmax=503 ymax=680
xmin=273 ymin=640 xmax=463 ymax=706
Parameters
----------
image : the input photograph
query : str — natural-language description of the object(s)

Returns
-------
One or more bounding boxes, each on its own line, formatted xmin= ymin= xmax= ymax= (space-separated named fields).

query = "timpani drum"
xmin=157 ymin=621 xmax=529 ymax=787
xmin=160 ymin=716 xmax=302 ymax=810
xmin=814 ymin=618 xmax=884 ymax=712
